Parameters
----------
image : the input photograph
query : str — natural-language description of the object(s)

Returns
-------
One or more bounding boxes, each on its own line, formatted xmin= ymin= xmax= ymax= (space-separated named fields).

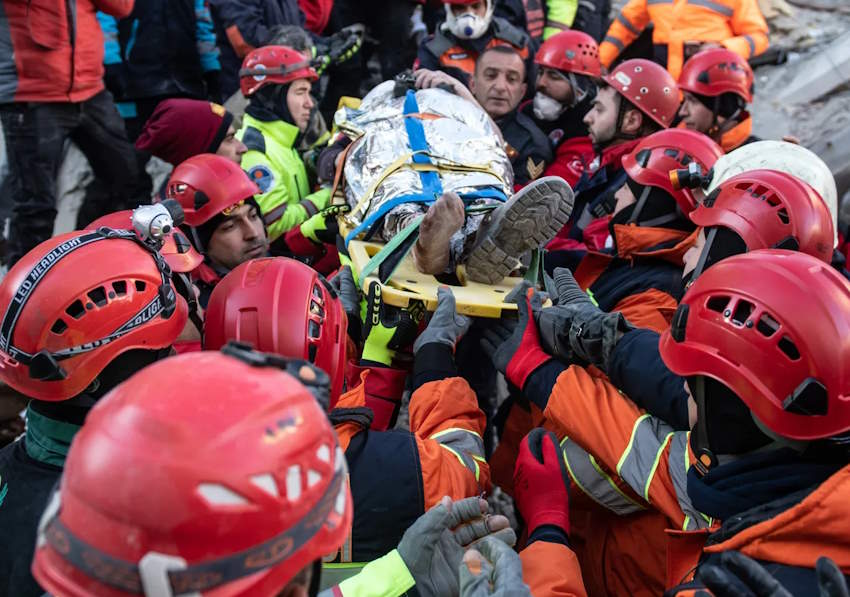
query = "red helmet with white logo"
xmin=660 ymin=250 xmax=850 ymax=440
xmin=166 ymin=154 xmax=260 ymax=228
xmin=690 ymin=170 xmax=834 ymax=263
xmin=622 ymin=129 xmax=723 ymax=214
xmin=535 ymin=31 xmax=601 ymax=78
xmin=604 ymin=59 xmax=680 ymax=128
xmin=85 ymin=210 xmax=203 ymax=273
xmin=203 ymin=257 xmax=348 ymax=405
xmin=240 ymin=45 xmax=318 ymax=97
xmin=679 ymin=48 xmax=753 ymax=103
xmin=0 ymin=230 xmax=187 ymax=401
xmin=32 ymin=348 xmax=352 ymax=597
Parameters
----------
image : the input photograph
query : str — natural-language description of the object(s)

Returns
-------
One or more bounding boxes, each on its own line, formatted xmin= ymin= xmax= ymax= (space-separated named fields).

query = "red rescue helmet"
xmin=32 ymin=348 xmax=352 ymax=597
xmin=85 ymin=210 xmax=203 ymax=273
xmin=240 ymin=45 xmax=318 ymax=97
xmin=622 ymin=129 xmax=723 ymax=214
xmin=679 ymin=48 xmax=753 ymax=103
xmin=604 ymin=59 xmax=680 ymax=128
xmin=166 ymin=154 xmax=260 ymax=228
xmin=0 ymin=230 xmax=188 ymax=401
xmin=660 ymin=250 xmax=850 ymax=441
xmin=534 ymin=31 xmax=601 ymax=78
xmin=691 ymin=170 xmax=834 ymax=263
xmin=204 ymin=257 xmax=348 ymax=405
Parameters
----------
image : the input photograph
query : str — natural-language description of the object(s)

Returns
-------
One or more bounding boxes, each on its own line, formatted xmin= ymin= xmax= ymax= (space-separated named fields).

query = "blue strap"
xmin=344 ymin=89 xmax=508 ymax=244
xmin=403 ymin=90 xmax=442 ymax=200
xmin=345 ymin=187 xmax=508 ymax=244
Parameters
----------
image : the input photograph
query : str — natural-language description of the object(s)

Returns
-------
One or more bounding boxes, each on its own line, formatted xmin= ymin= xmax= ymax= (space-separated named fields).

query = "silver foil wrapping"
xmin=336 ymin=81 xmax=513 ymax=236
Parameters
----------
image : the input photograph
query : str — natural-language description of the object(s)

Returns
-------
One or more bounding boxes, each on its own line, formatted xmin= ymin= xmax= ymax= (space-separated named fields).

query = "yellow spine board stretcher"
xmin=338 ymin=200 xmax=534 ymax=319
xmin=333 ymin=96 xmax=544 ymax=318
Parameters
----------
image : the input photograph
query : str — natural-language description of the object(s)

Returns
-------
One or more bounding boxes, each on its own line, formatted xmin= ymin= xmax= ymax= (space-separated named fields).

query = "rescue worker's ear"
xmin=621 ymin=107 xmax=644 ymax=136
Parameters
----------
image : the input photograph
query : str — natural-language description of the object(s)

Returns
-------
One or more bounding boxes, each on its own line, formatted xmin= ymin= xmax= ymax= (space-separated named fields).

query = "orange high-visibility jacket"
xmin=600 ymin=0 xmax=768 ymax=78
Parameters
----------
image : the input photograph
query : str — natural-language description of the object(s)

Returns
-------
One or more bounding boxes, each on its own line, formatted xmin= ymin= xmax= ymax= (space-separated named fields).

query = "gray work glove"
xmin=697 ymin=551 xmax=850 ymax=597
xmin=329 ymin=266 xmax=362 ymax=343
xmin=413 ymin=287 xmax=472 ymax=354
xmin=536 ymin=267 xmax=633 ymax=373
xmin=459 ymin=536 xmax=532 ymax=597
xmin=397 ymin=496 xmax=517 ymax=597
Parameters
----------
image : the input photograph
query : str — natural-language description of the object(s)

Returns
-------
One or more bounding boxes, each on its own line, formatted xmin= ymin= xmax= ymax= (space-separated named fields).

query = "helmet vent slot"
xmin=135 ymin=280 xmax=147 ymax=292
xmin=308 ymin=321 xmax=321 ymax=340
xmin=778 ymin=335 xmax=800 ymax=361
xmin=776 ymin=208 xmax=790 ymax=224
xmin=51 ymin=319 xmax=68 ymax=335
xmin=731 ymin=300 xmax=754 ymax=326
xmin=706 ymin=295 xmax=729 ymax=314
xmin=87 ymin=287 xmax=108 ymax=308
xmin=756 ymin=313 xmax=779 ymax=337
xmin=112 ymin=281 xmax=128 ymax=296
xmin=65 ymin=300 xmax=85 ymax=320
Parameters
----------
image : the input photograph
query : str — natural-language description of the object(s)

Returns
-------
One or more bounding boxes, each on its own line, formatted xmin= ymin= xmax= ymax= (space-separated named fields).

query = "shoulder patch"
xmin=247 ymin=164 xmax=275 ymax=194
xmin=242 ymin=126 xmax=266 ymax=154
xmin=527 ymin=157 xmax=545 ymax=181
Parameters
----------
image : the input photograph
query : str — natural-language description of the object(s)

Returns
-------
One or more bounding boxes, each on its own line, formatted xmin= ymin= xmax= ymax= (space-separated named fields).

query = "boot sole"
xmin=465 ymin=176 xmax=574 ymax=284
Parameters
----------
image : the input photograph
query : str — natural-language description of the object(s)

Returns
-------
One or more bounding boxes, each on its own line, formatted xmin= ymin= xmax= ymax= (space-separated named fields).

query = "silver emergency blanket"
xmin=335 ymin=81 xmax=513 ymax=238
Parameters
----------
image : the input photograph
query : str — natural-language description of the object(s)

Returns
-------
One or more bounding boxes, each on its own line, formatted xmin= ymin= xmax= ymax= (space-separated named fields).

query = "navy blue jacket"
xmin=209 ymin=0 xmax=304 ymax=98
xmin=98 ymin=0 xmax=221 ymax=103
xmin=609 ymin=328 xmax=689 ymax=430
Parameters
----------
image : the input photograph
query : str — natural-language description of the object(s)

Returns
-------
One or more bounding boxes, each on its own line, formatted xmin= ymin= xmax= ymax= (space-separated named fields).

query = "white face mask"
xmin=532 ymin=91 xmax=566 ymax=121
xmin=445 ymin=3 xmax=492 ymax=40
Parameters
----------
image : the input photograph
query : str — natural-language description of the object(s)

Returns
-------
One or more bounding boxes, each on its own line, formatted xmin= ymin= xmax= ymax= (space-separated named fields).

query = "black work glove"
xmin=536 ymin=268 xmax=633 ymax=373
xmin=328 ymin=265 xmax=361 ymax=343
xmin=204 ymin=70 xmax=223 ymax=104
xmin=312 ymin=26 xmax=363 ymax=75
xmin=697 ymin=551 xmax=850 ymax=597
xmin=480 ymin=282 xmax=553 ymax=390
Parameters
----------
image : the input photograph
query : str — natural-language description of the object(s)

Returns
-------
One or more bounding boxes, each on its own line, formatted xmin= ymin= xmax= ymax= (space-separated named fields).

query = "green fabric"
xmin=300 ymin=210 xmax=329 ymax=243
xmin=238 ymin=113 xmax=331 ymax=242
xmin=24 ymin=406 xmax=81 ymax=468
xmin=543 ymin=0 xmax=579 ymax=39
xmin=362 ymin=324 xmax=396 ymax=366
xmin=334 ymin=550 xmax=416 ymax=597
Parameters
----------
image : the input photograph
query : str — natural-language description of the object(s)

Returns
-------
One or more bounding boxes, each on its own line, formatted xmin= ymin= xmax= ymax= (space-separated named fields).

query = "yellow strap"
xmin=347 ymin=154 xmax=506 ymax=226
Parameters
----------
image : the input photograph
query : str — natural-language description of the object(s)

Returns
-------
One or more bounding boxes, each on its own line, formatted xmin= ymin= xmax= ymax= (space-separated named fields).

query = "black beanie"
xmin=692 ymin=91 xmax=745 ymax=119
xmin=610 ymin=178 xmax=693 ymax=232
xmin=697 ymin=376 xmax=773 ymax=455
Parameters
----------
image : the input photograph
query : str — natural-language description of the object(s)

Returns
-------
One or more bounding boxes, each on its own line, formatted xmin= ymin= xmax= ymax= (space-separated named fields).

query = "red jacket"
xmin=0 ymin=0 xmax=134 ymax=103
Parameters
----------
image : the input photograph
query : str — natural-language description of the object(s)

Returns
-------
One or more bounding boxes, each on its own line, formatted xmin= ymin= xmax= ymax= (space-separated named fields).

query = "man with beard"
xmin=166 ymin=154 xmax=269 ymax=306
xmin=521 ymin=31 xmax=601 ymax=188
xmin=545 ymin=58 xmax=680 ymax=260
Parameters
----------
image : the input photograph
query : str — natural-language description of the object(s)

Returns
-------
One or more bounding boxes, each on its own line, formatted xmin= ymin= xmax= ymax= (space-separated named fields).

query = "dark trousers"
xmin=0 ymin=90 xmax=143 ymax=265
xmin=319 ymin=0 xmax=417 ymax=121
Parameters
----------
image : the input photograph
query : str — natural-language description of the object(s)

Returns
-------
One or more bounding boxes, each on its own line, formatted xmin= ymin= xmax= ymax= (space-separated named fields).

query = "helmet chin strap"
xmin=613 ymin=93 xmax=639 ymax=142
xmin=691 ymin=376 xmax=718 ymax=476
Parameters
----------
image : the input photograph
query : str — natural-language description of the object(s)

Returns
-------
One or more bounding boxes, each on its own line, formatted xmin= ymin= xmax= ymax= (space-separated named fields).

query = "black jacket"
xmin=99 ymin=0 xmax=221 ymax=102
xmin=210 ymin=0 xmax=305 ymax=98
xmin=0 ymin=439 xmax=62 ymax=597
xmin=496 ymin=109 xmax=554 ymax=186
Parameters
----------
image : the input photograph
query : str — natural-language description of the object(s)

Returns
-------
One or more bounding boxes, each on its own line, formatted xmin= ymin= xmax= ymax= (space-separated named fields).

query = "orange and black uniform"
xmin=325 ymin=343 xmax=489 ymax=572
xmin=544 ymin=139 xmax=638 ymax=259
xmin=415 ymin=17 xmax=532 ymax=89
xmin=518 ymin=359 xmax=849 ymax=595
xmin=571 ymin=223 xmax=695 ymax=333
xmin=600 ymin=0 xmax=769 ymax=79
